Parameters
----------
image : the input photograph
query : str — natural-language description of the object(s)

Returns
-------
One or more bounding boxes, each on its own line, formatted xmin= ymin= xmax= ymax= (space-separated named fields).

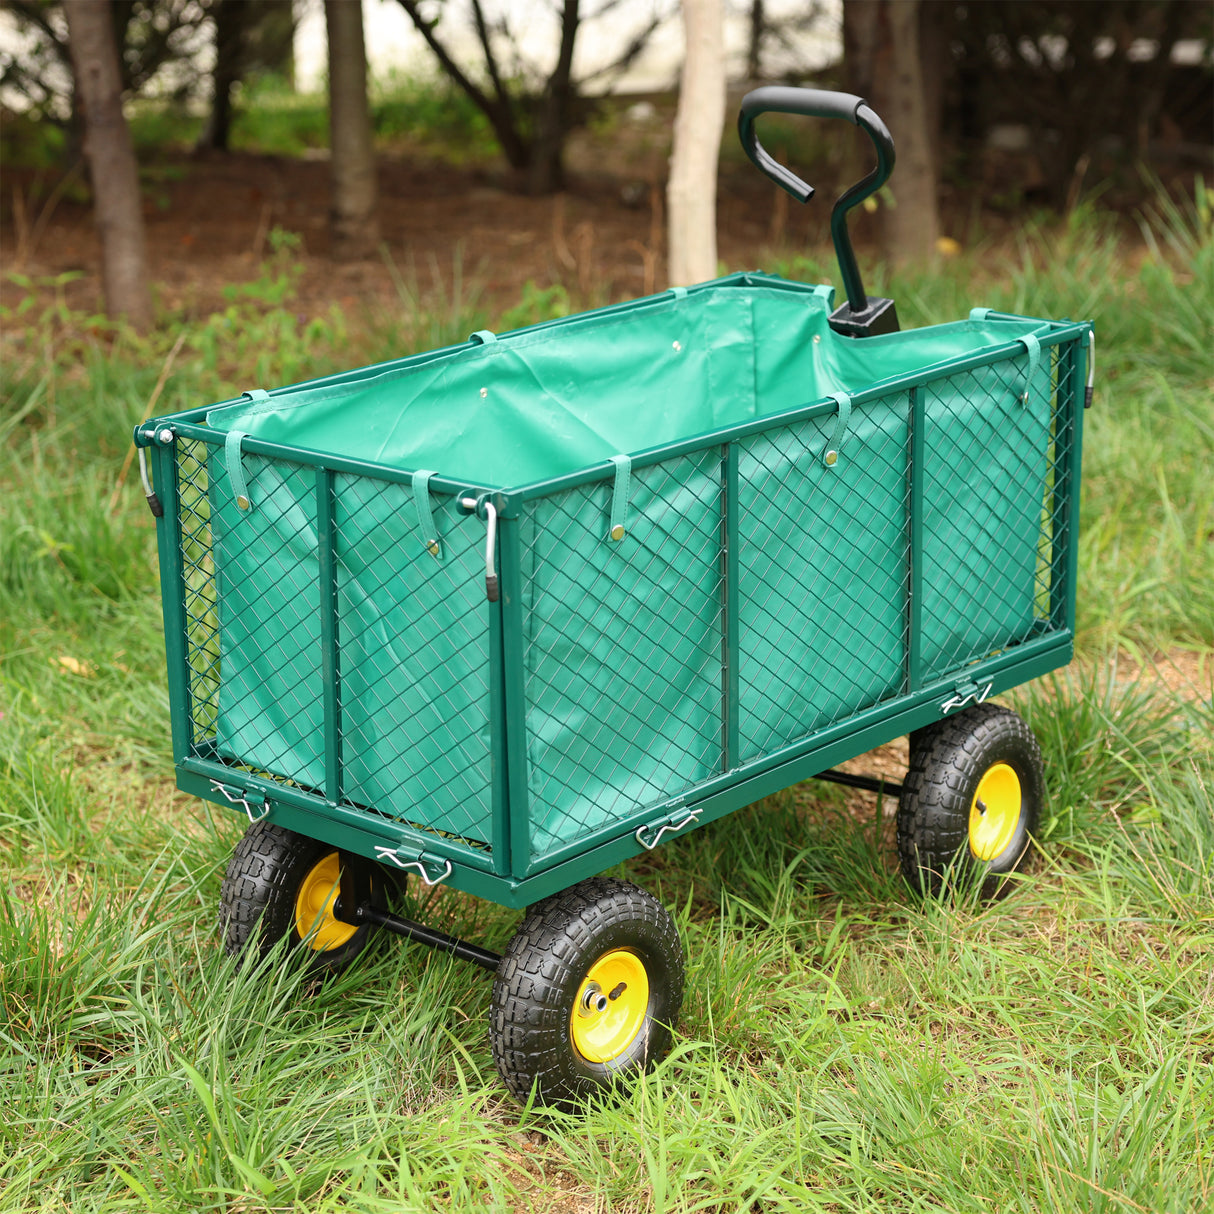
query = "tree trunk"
xmin=843 ymin=0 xmax=940 ymax=265
xmin=325 ymin=0 xmax=379 ymax=259
xmin=527 ymin=0 xmax=580 ymax=196
xmin=746 ymin=0 xmax=766 ymax=82
xmin=197 ymin=0 xmax=249 ymax=151
xmin=881 ymin=0 xmax=939 ymax=263
xmin=63 ymin=0 xmax=152 ymax=330
xmin=667 ymin=0 xmax=725 ymax=287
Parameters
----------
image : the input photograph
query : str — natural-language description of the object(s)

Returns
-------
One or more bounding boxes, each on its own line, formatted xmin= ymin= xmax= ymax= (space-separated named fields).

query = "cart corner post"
xmin=147 ymin=427 xmax=195 ymax=766
xmin=496 ymin=507 xmax=532 ymax=881
xmin=907 ymin=384 xmax=926 ymax=693
xmin=315 ymin=466 xmax=344 ymax=805
xmin=1056 ymin=327 xmax=1090 ymax=636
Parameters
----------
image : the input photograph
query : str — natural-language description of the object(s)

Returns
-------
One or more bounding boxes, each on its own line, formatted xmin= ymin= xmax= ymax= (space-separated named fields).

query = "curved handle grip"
xmin=737 ymin=85 xmax=896 ymax=316
xmin=738 ymin=86 xmax=868 ymax=202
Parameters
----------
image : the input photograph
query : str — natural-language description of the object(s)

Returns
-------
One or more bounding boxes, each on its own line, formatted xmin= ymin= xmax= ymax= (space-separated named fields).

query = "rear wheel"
xmin=897 ymin=703 xmax=1043 ymax=898
xmin=219 ymin=820 xmax=384 ymax=978
xmin=490 ymin=878 xmax=684 ymax=1110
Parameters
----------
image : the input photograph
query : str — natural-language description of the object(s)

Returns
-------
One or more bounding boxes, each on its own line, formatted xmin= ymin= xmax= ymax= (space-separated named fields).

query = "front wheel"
xmin=897 ymin=703 xmax=1044 ymax=898
xmin=489 ymin=878 xmax=684 ymax=1110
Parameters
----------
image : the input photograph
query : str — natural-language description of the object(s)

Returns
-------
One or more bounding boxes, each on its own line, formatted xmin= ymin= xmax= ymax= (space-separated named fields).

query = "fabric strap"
xmin=823 ymin=391 xmax=853 ymax=467
xmin=608 ymin=454 xmax=631 ymax=542
xmin=1016 ymin=333 xmax=1042 ymax=406
xmin=412 ymin=469 xmax=441 ymax=559
xmin=225 ymin=430 xmax=251 ymax=510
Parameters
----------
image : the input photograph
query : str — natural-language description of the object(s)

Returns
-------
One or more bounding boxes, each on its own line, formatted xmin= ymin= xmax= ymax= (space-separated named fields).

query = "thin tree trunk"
xmin=198 ymin=0 xmax=248 ymax=151
xmin=746 ymin=0 xmax=766 ymax=82
xmin=667 ymin=0 xmax=725 ymax=287
xmin=527 ymin=0 xmax=580 ymax=196
xmin=63 ymin=0 xmax=152 ymax=330
xmin=881 ymin=0 xmax=939 ymax=263
xmin=325 ymin=0 xmax=379 ymax=258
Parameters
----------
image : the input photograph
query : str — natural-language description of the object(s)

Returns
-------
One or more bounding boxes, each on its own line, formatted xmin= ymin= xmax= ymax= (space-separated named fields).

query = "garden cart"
xmin=137 ymin=87 xmax=1094 ymax=1110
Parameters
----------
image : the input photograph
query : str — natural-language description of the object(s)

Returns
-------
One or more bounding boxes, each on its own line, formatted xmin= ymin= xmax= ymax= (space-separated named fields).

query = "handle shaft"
xmin=737 ymin=86 xmax=896 ymax=315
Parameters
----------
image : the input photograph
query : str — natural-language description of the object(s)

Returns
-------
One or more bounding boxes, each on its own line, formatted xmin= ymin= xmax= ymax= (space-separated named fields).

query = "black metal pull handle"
xmin=737 ymin=85 xmax=896 ymax=318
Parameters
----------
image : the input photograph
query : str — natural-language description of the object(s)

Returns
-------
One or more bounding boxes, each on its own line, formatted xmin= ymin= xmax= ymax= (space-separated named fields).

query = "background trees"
xmin=14 ymin=0 xmax=1211 ymax=325
xmin=325 ymin=0 xmax=380 ymax=258
xmin=393 ymin=0 xmax=672 ymax=195
xmin=60 ymin=0 xmax=151 ymax=329
xmin=668 ymin=0 xmax=725 ymax=284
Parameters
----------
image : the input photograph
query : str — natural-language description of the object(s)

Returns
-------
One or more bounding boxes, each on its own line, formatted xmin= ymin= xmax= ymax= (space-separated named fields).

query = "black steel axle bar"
xmin=351 ymin=902 xmax=503 ymax=972
xmin=813 ymin=768 xmax=905 ymax=798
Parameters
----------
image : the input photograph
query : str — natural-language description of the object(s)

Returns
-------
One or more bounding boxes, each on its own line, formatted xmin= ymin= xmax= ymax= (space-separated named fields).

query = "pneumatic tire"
xmin=219 ymin=820 xmax=384 ymax=979
xmin=897 ymin=703 xmax=1044 ymax=899
xmin=489 ymin=878 xmax=684 ymax=1111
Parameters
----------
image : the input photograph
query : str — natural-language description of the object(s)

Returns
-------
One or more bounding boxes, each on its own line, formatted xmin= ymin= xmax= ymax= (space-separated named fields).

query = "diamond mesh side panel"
xmin=520 ymin=450 xmax=725 ymax=858
xmin=207 ymin=451 xmax=326 ymax=787
xmin=737 ymin=392 xmax=910 ymax=761
xmin=176 ymin=438 xmax=220 ymax=747
xmin=333 ymin=473 xmax=493 ymax=844
xmin=176 ymin=445 xmax=494 ymax=848
xmin=919 ymin=349 xmax=1058 ymax=676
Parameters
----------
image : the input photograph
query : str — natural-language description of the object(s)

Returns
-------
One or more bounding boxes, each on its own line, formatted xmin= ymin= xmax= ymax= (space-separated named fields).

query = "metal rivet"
xmin=813 ymin=334 xmax=821 ymax=344
xmin=426 ymin=540 xmax=440 ymax=558
xmin=157 ymin=428 xmax=174 ymax=444
xmin=824 ymin=450 xmax=838 ymax=466
xmin=672 ymin=340 xmax=682 ymax=352
xmin=479 ymin=387 xmax=488 ymax=399
xmin=610 ymin=524 xmax=625 ymax=541
xmin=236 ymin=494 xmax=251 ymax=510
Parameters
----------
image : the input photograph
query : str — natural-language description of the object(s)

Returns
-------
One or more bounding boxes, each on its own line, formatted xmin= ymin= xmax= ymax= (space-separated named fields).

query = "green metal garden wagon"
xmin=136 ymin=88 xmax=1094 ymax=1110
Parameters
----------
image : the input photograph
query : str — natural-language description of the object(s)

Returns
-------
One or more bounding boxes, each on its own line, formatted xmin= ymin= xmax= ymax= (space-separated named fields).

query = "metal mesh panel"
xmin=173 ymin=443 xmax=494 ymax=848
xmin=207 ymin=451 xmax=327 ymax=787
xmin=520 ymin=450 xmax=725 ymax=858
xmin=919 ymin=349 xmax=1060 ymax=676
xmin=176 ymin=437 xmax=220 ymax=747
xmin=332 ymin=473 xmax=493 ymax=844
xmin=737 ymin=391 xmax=911 ymax=761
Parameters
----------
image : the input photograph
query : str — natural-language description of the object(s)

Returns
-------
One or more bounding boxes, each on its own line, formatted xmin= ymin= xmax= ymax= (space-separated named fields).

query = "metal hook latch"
xmin=373 ymin=847 xmax=453 ymax=886
xmin=459 ymin=496 xmax=499 ymax=602
xmin=635 ymin=806 xmax=701 ymax=851
xmin=1085 ymin=329 xmax=1096 ymax=409
xmin=210 ymin=780 xmax=270 ymax=823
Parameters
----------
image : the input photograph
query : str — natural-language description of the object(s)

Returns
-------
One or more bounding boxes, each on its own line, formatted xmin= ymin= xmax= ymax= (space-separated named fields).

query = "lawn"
xmin=1 ymin=187 xmax=1211 ymax=1212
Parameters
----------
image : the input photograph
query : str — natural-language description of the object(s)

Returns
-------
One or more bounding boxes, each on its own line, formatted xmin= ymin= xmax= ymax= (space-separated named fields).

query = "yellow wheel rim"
xmin=969 ymin=763 xmax=1022 ymax=861
xmin=294 ymin=852 xmax=358 ymax=951
xmin=570 ymin=949 xmax=650 ymax=1064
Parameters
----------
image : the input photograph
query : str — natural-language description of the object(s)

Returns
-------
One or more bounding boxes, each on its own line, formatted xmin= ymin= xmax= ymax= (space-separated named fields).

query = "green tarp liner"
xmin=203 ymin=276 xmax=1054 ymax=861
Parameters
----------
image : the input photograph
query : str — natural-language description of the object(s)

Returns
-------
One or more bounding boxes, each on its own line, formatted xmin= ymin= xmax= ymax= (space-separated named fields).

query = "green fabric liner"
xmin=202 ymin=278 xmax=1058 ymax=861
xmin=209 ymin=455 xmax=495 ymax=844
xmin=206 ymin=280 xmax=1049 ymax=490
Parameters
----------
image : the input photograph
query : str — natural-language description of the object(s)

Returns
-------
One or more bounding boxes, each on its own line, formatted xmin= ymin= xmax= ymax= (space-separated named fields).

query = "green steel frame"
xmin=140 ymin=285 xmax=1090 ymax=912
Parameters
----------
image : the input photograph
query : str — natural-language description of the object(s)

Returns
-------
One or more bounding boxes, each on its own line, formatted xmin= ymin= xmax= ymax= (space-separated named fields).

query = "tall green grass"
xmin=1 ymin=196 xmax=1211 ymax=1212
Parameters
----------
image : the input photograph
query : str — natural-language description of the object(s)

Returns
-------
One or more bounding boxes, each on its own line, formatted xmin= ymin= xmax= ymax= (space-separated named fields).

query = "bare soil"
xmin=1 ymin=139 xmax=832 ymax=322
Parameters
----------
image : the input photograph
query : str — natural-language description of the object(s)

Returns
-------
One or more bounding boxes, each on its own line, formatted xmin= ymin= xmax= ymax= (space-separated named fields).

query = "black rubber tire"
xmin=897 ymin=703 xmax=1044 ymax=899
xmin=489 ymin=878 xmax=684 ymax=1111
xmin=219 ymin=820 xmax=383 ymax=978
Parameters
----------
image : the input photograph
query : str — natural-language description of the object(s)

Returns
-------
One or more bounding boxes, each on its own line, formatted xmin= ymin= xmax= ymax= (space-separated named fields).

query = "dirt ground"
xmin=2 ymin=133 xmax=840 ymax=323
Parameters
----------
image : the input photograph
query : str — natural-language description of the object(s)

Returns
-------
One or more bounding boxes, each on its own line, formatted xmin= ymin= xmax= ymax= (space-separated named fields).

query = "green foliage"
xmin=1 ymin=200 xmax=1211 ymax=1211
xmin=370 ymin=69 xmax=499 ymax=163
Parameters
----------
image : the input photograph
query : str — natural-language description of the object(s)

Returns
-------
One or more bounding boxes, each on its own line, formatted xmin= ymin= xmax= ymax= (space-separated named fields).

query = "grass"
xmin=1 ymin=193 xmax=1211 ymax=1212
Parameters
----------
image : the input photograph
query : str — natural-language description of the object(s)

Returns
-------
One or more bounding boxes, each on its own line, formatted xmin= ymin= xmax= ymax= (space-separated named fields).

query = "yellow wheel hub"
xmin=969 ymin=762 xmax=1022 ymax=861
xmin=570 ymin=949 xmax=650 ymax=1064
xmin=294 ymin=852 xmax=358 ymax=951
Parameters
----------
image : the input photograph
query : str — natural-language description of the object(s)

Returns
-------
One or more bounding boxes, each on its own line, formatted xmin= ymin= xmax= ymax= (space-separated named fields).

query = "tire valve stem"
xmin=608 ymin=983 xmax=627 ymax=1001
xmin=976 ymin=797 xmax=988 ymax=816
